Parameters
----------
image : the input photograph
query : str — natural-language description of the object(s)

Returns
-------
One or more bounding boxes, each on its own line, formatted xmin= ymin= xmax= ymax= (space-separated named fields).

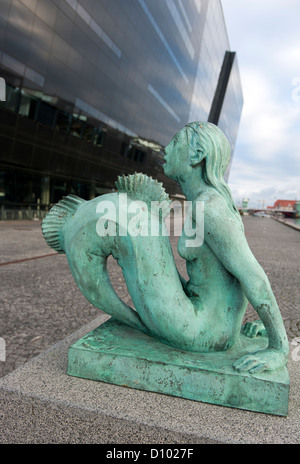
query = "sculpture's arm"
xmin=204 ymin=198 xmax=289 ymax=372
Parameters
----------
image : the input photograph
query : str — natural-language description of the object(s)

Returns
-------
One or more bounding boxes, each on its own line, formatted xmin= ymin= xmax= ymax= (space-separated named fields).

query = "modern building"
xmin=0 ymin=0 xmax=243 ymax=219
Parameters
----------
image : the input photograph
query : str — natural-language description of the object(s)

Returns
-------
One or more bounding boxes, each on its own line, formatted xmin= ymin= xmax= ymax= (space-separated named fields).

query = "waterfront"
xmin=284 ymin=217 xmax=300 ymax=227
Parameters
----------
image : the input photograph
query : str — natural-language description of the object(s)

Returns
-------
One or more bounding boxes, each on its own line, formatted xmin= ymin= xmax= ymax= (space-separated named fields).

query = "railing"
xmin=0 ymin=205 xmax=48 ymax=221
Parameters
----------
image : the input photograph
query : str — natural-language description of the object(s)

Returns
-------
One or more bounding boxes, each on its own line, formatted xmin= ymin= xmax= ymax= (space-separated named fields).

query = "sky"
xmin=221 ymin=0 xmax=300 ymax=208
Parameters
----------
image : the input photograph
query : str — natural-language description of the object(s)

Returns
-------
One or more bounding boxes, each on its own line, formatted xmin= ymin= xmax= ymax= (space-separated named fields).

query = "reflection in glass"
xmin=138 ymin=0 xmax=188 ymax=84
xmin=19 ymin=91 xmax=39 ymax=119
xmin=94 ymin=128 xmax=104 ymax=147
xmin=70 ymin=117 xmax=83 ymax=138
xmin=82 ymin=123 xmax=94 ymax=142
xmin=56 ymin=111 xmax=71 ymax=133
xmin=218 ymin=56 xmax=243 ymax=181
xmin=0 ymin=0 xmax=243 ymax=212
xmin=36 ymin=101 xmax=57 ymax=128
xmin=1 ymin=84 xmax=20 ymax=112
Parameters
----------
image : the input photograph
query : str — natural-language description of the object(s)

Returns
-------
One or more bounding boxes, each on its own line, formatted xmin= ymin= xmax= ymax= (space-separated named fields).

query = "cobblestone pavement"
xmin=1 ymin=216 xmax=299 ymax=378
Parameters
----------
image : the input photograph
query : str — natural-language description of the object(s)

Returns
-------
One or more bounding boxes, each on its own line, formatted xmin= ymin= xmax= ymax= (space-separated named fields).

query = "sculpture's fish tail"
xmin=115 ymin=172 xmax=171 ymax=219
xmin=42 ymin=195 xmax=86 ymax=254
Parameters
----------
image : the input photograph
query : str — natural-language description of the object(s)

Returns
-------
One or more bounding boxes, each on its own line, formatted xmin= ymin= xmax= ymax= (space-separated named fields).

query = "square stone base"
xmin=68 ymin=319 xmax=289 ymax=416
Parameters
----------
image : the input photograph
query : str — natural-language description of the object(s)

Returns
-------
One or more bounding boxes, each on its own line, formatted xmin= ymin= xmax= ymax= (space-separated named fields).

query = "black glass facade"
xmin=0 ymin=0 xmax=243 ymax=218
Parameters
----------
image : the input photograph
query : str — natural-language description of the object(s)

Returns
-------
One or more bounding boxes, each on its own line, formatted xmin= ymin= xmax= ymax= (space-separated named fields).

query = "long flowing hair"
xmin=185 ymin=121 xmax=243 ymax=225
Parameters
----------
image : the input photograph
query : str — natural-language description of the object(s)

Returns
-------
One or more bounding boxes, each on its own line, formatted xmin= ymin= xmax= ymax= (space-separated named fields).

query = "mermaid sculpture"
xmin=42 ymin=122 xmax=289 ymax=375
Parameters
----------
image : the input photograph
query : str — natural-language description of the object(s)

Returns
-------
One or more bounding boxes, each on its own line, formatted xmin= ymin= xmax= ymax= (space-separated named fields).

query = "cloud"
xmin=222 ymin=0 xmax=300 ymax=208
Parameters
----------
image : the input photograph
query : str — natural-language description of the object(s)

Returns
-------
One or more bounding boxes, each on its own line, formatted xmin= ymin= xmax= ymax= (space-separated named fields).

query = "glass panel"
xmin=19 ymin=91 xmax=39 ymax=119
xmin=36 ymin=101 xmax=57 ymax=127
xmin=0 ymin=171 xmax=42 ymax=205
xmin=0 ymin=171 xmax=6 ymax=200
xmin=82 ymin=122 xmax=94 ymax=142
xmin=1 ymin=84 xmax=20 ymax=112
xmin=70 ymin=117 xmax=83 ymax=138
xmin=120 ymin=141 xmax=129 ymax=157
xmin=35 ymin=0 xmax=57 ymax=29
xmin=55 ymin=110 xmax=71 ymax=133
xmin=134 ymin=148 xmax=146 ymax=163
xmin=94 ymin=128 xmax=104 ymax=147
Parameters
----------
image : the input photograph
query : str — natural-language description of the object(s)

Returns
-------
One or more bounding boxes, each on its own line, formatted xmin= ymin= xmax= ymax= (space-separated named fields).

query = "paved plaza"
xmin=1 ymin=215 xmax=300 ymax=378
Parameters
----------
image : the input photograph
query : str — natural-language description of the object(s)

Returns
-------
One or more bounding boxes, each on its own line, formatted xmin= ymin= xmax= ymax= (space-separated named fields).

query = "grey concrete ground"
xmin=1 ymin=215 xmax=300 ymax=378
xmin=1 ymin=314 xmax=298 ymax=444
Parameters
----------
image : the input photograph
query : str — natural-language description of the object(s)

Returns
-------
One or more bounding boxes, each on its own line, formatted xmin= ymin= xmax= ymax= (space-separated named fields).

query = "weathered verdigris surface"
xmin=67 ymin=319 xmax=289 ymax=416
xmin=42 ymin=122 xmax=289 ymax=414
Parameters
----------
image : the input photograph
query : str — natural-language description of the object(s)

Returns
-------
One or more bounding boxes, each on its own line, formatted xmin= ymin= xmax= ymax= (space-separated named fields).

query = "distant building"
xmin=267 ymin=199 xmax=300 ymax=218
xmin=0 ymin=0 xmax=243 ymax=219
xmin=268 ymin=200 xmax=297 ymax=211
xmin=242 ymin=198 xmax=249 ymax=209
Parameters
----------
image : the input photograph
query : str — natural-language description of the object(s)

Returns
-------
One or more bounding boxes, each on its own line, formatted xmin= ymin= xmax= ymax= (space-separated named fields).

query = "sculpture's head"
xmin=163 ymin=121 xmax=230 ymax=184
xmin=185 ymin=121 xmax=231 ymax=183
xmin=163 ymin=121 xmax=242 ymax=222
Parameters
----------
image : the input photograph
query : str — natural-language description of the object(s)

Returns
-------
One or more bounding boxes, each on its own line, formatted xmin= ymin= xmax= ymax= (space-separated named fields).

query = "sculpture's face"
xmin=163 ymin=128 xmax=189 ymax=181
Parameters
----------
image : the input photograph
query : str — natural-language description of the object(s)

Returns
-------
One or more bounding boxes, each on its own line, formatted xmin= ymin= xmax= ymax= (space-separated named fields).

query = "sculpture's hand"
xmin=242 ymin=319 xmax=267 ymax=338
xmin=233 ymin=348 xmax=288 ymax=374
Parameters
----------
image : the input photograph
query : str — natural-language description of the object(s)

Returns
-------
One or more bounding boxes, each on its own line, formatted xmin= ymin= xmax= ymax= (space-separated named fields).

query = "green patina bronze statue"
xmin=42 ymin=122 xmax=289 ymax=415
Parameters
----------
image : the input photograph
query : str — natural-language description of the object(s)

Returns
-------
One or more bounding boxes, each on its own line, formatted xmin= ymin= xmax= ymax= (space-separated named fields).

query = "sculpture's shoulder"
xmin=197 ymin=188 xmax=240 ymax=232
xmin=196 ymin=188 xmax=228 ymax=215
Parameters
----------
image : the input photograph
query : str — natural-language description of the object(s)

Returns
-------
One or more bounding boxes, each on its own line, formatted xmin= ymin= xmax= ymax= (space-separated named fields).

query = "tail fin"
xmin=116 ymin=172 xmax=171 ymax=219
xmin=42 ymin=195 xmax=85 ymax=253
